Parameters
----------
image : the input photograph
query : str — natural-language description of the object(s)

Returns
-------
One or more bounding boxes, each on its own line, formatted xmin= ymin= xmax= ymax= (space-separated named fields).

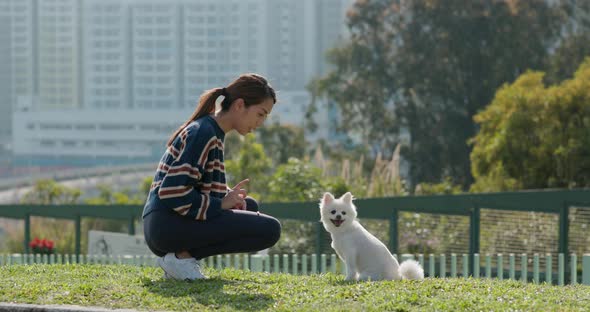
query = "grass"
xmin=0 ymin=265 xmax=589 ymax=311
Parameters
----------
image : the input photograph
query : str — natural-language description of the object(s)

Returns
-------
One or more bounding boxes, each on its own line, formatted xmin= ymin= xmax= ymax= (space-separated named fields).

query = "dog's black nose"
xmin=336 ymin=215 xmax=342 ymax=220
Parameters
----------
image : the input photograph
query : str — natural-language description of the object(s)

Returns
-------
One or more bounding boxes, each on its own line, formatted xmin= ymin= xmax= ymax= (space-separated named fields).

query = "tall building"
xmin=316 ymin=0 xmax=355 ymax=76
xmin=8 ymin=0 xmax=354 ymax=166
xmin=0 ymin=0 xmax=12 ymax=150
xmin=3 ymin=0 xmax=37 ymax=151
xmin=37 ymin=0 xmax=82 ymax=109
xmin=265 ymin=0 xmax=313 ymax=91
xmin=82 ymin=1 xmax=130 ymax=110
xmin=129 ymin=1 xmax=181 ymax=110
xmin=180 ymin=0 xmax=269 ymax=107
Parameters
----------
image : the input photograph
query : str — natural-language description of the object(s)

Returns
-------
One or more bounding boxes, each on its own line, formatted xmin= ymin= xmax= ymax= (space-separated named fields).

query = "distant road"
xmin=0 ymin=165 xmax=155 ymax=204
xmin=0 ymin=163 xmax=156 ymax=191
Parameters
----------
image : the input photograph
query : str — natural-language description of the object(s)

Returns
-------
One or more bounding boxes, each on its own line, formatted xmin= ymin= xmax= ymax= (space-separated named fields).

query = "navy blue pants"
xmin=143 ymin=198 xmax=281 ymax=260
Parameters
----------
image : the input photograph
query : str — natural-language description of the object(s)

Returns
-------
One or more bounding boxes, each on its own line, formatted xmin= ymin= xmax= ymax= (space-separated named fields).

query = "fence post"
xmin=546 ymin=254 xmax=552 ymax=284
xmin=315 ymin=222 xmax=324 ymax=270
xmin=498 ymin=254 xmax=503 ymax=280
xmin=290 ymin=254 xmax=298 ymax=274
xmin=571 ymin=254 xmax=577 ymax=285
xmin=559 ymin=203 xmax=569 ymax=282
xmin=250 ymin=254 xmax=263 ymax=272
xmin=558 ymin=253 xmax=564 ymax=286
xmin=485 ymin=254 xmax=491 ymax=278
xmin=533 ymin=254 xmax=540 ymax=284
xmin=583 ymin=254 xmax=590 ymax=285
xmin=273 ymin=254 xmax=280 ymax=273
xmin=75 ymin=215 xmax=81 ymax=262
xmin=469 ymin=205 xmax=480 ymax=275
xmin=24 ymin=214 xmax=31 ymax=253
xmin=509 ymin=254 xmax=515 ymax=280
xmin=451 ymin=254 xmax=457 ymax=278
xmin=389 ymin=209 xmax=398 ymax=255
xmin=462 ymin=254 xmax=469 ymax=278
xmin=521 ymin=254 xmax=528 ymax=283
xmin=473 ymin=253 xmax=480 ymax=278
xmin=128 ymin=215 xmax=135 ymax=235
xmin=429 ymin=254 xmax=436 ymax=278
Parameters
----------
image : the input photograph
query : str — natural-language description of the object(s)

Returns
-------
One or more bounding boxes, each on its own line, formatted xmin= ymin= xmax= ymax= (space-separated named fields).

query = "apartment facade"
xmin=5 ymin=0 xmax=354 ymax=166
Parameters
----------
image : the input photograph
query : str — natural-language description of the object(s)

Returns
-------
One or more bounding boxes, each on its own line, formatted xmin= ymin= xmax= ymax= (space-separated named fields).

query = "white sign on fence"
xmin=87 ymin=230 xmax=151 ymax=256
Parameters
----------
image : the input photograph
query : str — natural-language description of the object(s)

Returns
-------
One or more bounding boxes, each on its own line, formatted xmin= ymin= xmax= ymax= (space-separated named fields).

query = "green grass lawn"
xmin=0 ymin=264 xmax=589 ymax=311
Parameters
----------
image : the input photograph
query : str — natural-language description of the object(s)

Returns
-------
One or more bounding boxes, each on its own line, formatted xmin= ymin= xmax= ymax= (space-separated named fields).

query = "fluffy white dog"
xmin=320 ymin=192 xmax=424 ymax=281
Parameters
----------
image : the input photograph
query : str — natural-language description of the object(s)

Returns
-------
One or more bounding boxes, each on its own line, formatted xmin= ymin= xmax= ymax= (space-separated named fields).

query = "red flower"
xmin=29 ymin=237 xmax=40 ymax=248
xmin=29 ymin=237 xmax=55 ymax=255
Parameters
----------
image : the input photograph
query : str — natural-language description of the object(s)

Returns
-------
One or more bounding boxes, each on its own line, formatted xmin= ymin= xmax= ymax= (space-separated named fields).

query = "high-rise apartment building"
xmin=82 ymin=1 xmax=130 ymax=110
xmin=37 ymin=0 xmax=82 ymax=109
xmin=2 ymin=0 xmax=37 ymax=152
xmin=180 ymin=0 xmax=269 ymax=107
xmin=265 ymin=0 xmax=312 ymax=91
xmin=130 ymin=1 xmax=181 ymax=110
xmin=316 ymin=0 xmax=355 ymax=76
xmin=0 ymin=0 xmax=12 ymax=150
xmin=7 ymin=0 xmax=354 ymax=166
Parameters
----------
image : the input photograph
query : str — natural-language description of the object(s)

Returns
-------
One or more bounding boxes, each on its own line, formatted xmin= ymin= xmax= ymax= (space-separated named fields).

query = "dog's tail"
xmin=399 ymin=259 xmax=425 ymax=280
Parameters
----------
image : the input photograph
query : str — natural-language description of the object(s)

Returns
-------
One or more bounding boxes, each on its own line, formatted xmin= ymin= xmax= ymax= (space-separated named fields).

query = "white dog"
xmin=320 ymin=192 xmax=424 ymax=281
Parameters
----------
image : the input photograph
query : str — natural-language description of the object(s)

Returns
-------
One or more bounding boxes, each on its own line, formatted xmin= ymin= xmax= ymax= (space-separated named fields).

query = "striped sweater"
xmin=142 ymin=115 xmax=227 ymax=220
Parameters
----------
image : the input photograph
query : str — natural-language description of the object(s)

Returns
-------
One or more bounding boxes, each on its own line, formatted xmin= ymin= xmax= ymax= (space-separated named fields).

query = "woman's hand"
xmin=221 ymin=179 xmax=249 ymax=210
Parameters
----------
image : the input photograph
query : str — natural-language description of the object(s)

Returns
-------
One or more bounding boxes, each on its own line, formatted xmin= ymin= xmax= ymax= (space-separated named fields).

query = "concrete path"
xmin=0 ymin=303 xmax=141 ymax=312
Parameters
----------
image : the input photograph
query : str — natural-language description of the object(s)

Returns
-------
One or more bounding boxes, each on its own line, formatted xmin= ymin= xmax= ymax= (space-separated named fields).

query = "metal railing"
xmin=2 ymin=252 xmax=589 ymax=285
xmin=1 ymin=189 xmax=589 ymax=282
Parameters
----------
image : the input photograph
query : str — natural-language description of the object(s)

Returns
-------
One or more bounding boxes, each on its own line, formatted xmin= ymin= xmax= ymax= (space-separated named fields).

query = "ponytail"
xmin=166 ymin=87 xmax=224 ymax=147
xmin=167 ymin=73 xmax=276 ymax=147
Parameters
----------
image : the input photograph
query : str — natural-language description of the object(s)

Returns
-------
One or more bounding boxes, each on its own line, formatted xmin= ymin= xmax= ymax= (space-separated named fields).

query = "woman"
xmin=143 ymin=74 xmax=281 ymax=280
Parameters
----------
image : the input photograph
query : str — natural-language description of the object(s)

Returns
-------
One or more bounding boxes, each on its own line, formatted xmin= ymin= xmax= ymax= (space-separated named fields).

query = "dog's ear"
xmin=341 ymin=192 xmax=353 ymax=203
xmin=321 ymin=192 xmax=335 ymax=205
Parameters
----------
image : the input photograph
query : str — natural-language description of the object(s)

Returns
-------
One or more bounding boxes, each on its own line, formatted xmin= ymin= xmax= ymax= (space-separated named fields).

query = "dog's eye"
xmin=330 ymin=210 xmax=336 ymax=214
xmin=342 ymin=211 xmax=347 ymax=215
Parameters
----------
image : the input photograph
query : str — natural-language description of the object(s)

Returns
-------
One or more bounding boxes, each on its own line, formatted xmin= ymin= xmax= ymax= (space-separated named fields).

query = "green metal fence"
xmin=1 ymin=189 xmax=589 ymax=283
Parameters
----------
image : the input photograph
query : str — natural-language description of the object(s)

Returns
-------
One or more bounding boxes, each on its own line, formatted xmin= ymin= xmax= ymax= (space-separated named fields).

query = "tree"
xmin=225 ymin=134 xmax=272 ymax=200
xmin=222 ymin=131 xmax=244 ymax=161
xmin=311 ymin=0 xmax=569 ymax=188
xmin=255 ymin=122 xmax=307 ymax=166
xmin=545 ymin=33 xmax=590 ymax=84
xmin=308 ymin=0 xmax=400 ymax=155
xmin=85 ymin=183 xmax=145 ymax=205
xmin=265 ymin=158 xmax=327 ymax=203
xmin=83 ymin=181 xmax=150 ymax=240
xmin=20 ymin=179 xmax=81 ymax=204
xmin=470 ymin=58 xmax=590 ymax=191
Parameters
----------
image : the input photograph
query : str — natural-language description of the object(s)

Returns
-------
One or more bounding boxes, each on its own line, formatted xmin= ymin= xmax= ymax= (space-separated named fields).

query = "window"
xmin=62 ymin=140 xmax=76 ymax=147
xmin=40 ymin=140 xmax=56 ymax=147
xmin=75 ymin=124 xmax=96 ymax=130
xmin=99 ymin=124 xmax=134 ymax=131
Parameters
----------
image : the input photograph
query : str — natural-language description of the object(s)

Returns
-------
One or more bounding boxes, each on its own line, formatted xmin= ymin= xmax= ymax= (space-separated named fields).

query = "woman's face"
xmin=235 ymin=98 xmax=274 ymax=135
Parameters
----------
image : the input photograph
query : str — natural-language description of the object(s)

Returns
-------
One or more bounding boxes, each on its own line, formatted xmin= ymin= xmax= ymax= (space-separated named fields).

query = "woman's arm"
xmin=157 ymin=126 xmax=223 ymax=220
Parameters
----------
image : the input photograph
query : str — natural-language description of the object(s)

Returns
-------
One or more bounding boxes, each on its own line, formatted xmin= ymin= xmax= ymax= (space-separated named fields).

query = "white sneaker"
xmin=157 ymin=253 xmax=206 ymax=281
